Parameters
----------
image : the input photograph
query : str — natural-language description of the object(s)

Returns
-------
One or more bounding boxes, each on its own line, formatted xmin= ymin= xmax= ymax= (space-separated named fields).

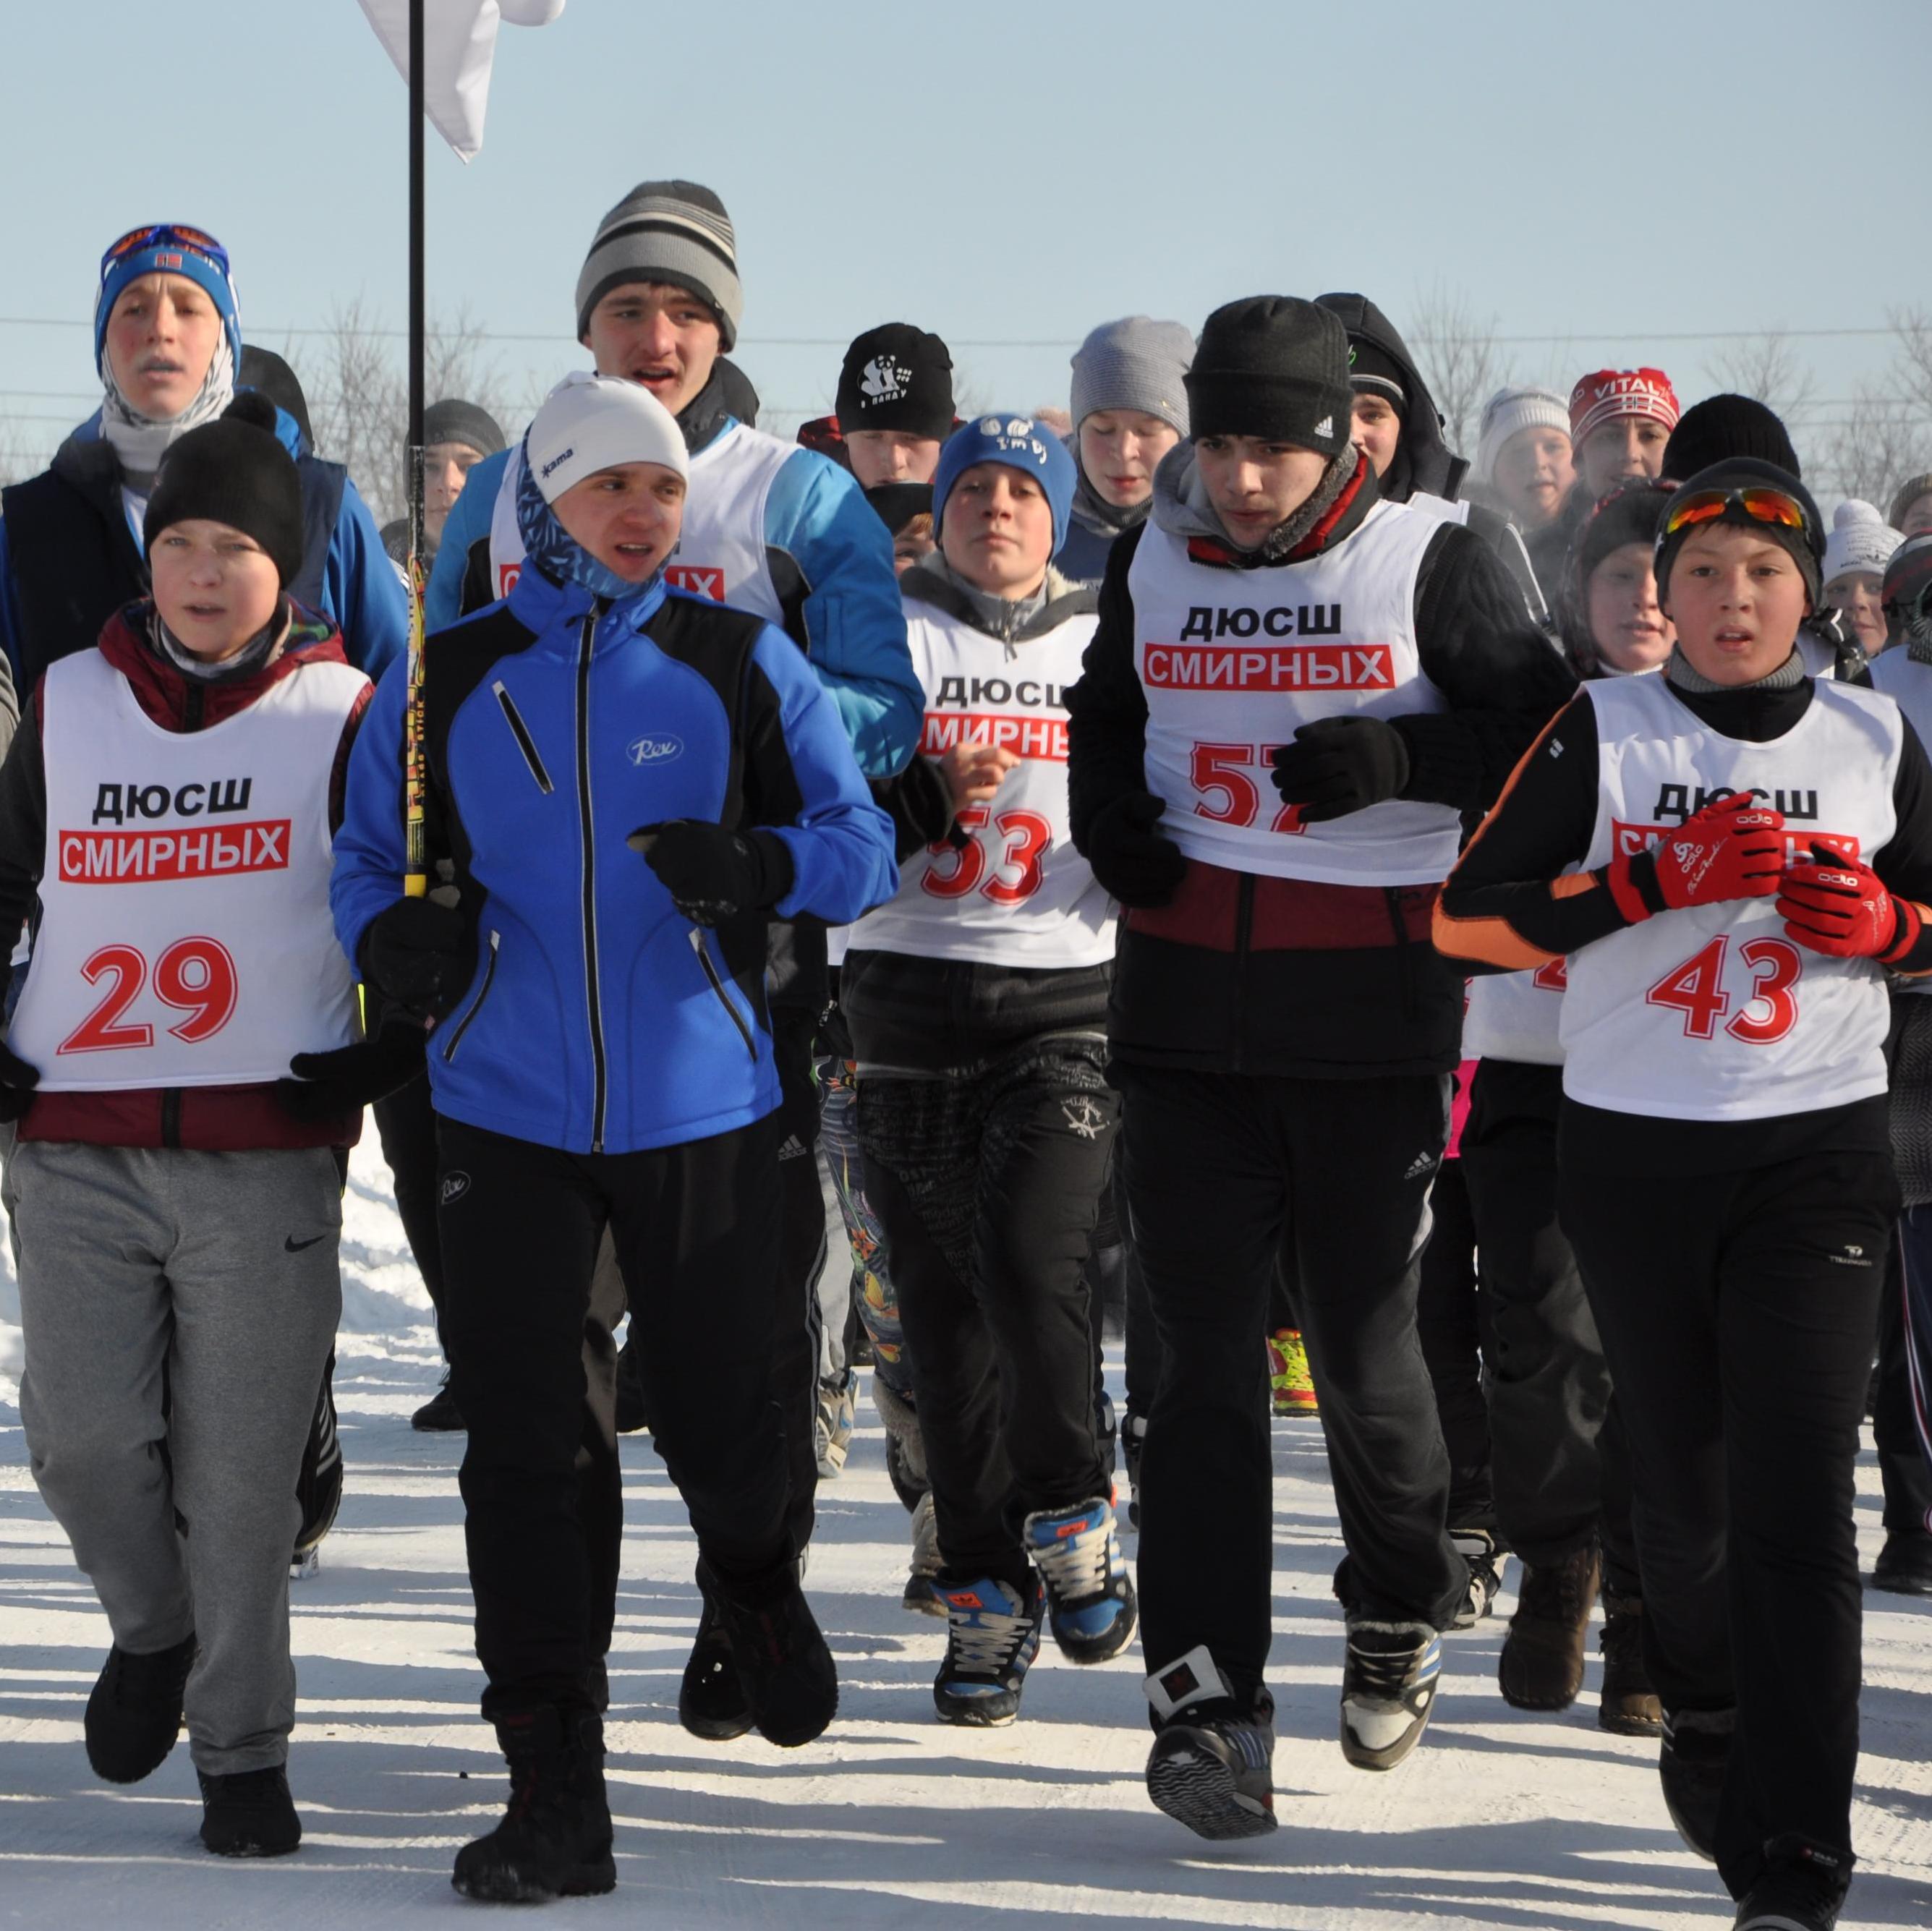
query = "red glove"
xmin=1778 ymin=843 xmax=1924 ymax=960
xmin=1606 ymin=791 xmax=1786 ymax=924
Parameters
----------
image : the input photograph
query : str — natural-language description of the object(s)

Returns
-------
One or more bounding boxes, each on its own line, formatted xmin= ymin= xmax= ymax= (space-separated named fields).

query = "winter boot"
xmin=932 ymin=1574 xmax=1044 ymax=1726
xmin=814 ymin=1369 xmax=856 ymax=1480
xmin=84 ymin=1632 xmax=196 ymax=1783
xmin=411 ymin=1370 xmax=464 ymax=1433
xmin=198 ymin=1764 xmax=302 ymax=1858
xmin=291 ymin=1354 xmax=342 ymax=1572
xmin=697 ymin=1555 xmax=838 ymax=1747
xmin=1340 ymin=1621 xmax=1442 ymax=1770
xmin=1659 ymin=1705 xmax=1734 ymax=1862
xmin=873 ymin=1375 xmax=929 ymax=1512
xmin=452 ymin=1707 xmax=615 ymax=1902
xmin=1731 ymin=1836 xmax=1850 ymax=1930
xmin=1597 ymin=1590 xmax=1662 ymax=1736
xmin=1123 ymin=1409 xmax=1147 ymax=1530
xmin=1452 ymin=1526 xmax=1506 ymax=1629
xmin=678 ymin=1589 xmax=754 ymax=1742
xmin=1143 ymin=1646 xmax=1277 ymax=1841
xmin=1498 ymin=1543 xmax=1601 ymax=1710
xmin=903 ymin=1491 xmax=945 ymax=1616
xmin=1023 ymin=1496 xmax=1137 ymax=1663
xmin=1267 ymin=1327 xmax=1319 ymax=1417
xmin=1872 ymin=1528 xmax=1932 ymax=1596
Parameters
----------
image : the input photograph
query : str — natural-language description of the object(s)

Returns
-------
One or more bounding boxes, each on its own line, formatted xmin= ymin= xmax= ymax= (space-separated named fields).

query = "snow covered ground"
xmin=0 ymin=1138 xmax=1928 ymax=1929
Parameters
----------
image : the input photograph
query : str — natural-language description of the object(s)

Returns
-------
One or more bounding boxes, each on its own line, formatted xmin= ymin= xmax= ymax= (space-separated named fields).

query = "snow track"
xmin=0 ymin=1140 xmax=1928 ymax=1927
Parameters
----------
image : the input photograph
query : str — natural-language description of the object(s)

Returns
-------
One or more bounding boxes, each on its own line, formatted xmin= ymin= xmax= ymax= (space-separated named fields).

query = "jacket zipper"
xmin=1384 ymin=887 xmax=1418 ymax=1023
xmin=1229 ymin=872 xmax=1255 ymax=1075
xmin=441 ymin=930 xmax=500 ymax=1062
xmin=492 ymin=681 xmax=553 ymax=793
xmin=691 ymin=929 xmax=757 ymax=1059
xmin=574 ymin=615 xmax=608 ymax=1151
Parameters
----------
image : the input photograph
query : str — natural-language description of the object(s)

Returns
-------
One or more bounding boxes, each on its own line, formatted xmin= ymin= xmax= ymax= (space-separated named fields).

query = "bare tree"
xmin=1820 ymin=388 xmax=1932 ymax=511
xmin=1892 ymin=304 xmax=1932 ymax=419
xmin=1704 ymin=330 xmax=1819 ymax=444
xmin=1406 ymin=281 xmax=1512 ymax=461
xmin=0 ymin=414 xmax=47 ymax=488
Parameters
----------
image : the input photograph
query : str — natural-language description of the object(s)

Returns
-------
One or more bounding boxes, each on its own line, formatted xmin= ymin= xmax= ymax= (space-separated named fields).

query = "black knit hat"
xmin=422 ymin=397 xmax=506 ymax=459
xmin=1184 ymin=297 xmax=1353 ymax=454
xmin=1563 ymin=480 xmax=1672 ymax=654
xmin=143 ymin=391 xmax=305 ymax=589
xmin=837 ymin=325 xmax=955 ymax=440
xmin=1654 ymin=459 xmax=1824 ymax=611
xmin=1661 ymin=394 xmax=1800 ymax=485
xmin=863 ymin=481 xmax=932 ymax=537
xmin=1345 ymin=337 xmax=1408 ymax=412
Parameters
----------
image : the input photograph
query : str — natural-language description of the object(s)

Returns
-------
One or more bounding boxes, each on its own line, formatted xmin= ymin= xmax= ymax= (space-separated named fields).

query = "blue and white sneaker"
xmin=932 ymin=1576 xmax=1044 ymax=1726
xmin=1340 ymin=1620 xmax=1442 ymax=1770
xmin=1024 ymin=1496 xmax=1137 ymax=1664
xmin=1144 ymin=1646 xmax=1277 ymax=1840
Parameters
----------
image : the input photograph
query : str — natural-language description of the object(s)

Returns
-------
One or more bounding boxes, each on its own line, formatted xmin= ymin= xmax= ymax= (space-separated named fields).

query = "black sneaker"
xmin=452 ymin=1707 xmax=615 ymax=1902
xmin=1872 ymin=1529 xmax=1932 ymax=1597
xmin=933 ymin=1574 xmax=1044 ymax=1726
xmin=1340 ymin=1621 xmax=1442 ymax=1770
xmin=410 ymin=1371 xmax=464 ymax=1433
xmin=1143 ymin=1647 xmax=1277 ymax=1840
xmin=198 ymin=1764 xmax=302 ymax=1857
xmin=1659 ymin=1705 xmax=1733 ymax=1862
xmin=1122 ymin=1410 xmax=1146 ymax=1530
xmin=678 ymin=1591 xmax=753 ymax=1742
xmin=1451 ymin=1526 xmax=1507 ymax=1630
xmin=1732 ymin=1835 xmax=1850 ymax=1930
xmin=697 ymin=1556 xmax=838 ymax=1748
xmin=292 ymin=1355 xmax=342 ymax=1566
xmin=85 ymin=1633 xmax=196 ymax=1783
xmin=1498 ymin=1543 xmax=1600 ymax=1711
xmin=1598 ymin=1591 xmax=1662 ymax=1736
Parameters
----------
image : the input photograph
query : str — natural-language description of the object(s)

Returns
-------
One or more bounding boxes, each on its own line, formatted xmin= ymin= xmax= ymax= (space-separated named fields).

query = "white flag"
xmin=356 ymin=0 xmax=565 ymax=163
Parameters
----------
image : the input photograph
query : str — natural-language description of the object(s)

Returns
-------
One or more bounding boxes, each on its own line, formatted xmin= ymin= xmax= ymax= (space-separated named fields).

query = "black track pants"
xmin=1560 ymin=1141 xmax=1892 ymax=1896
xmin=374 ymin=1075 xmax=445 ymax=1342
xmin=770 ymin=1007 xmax=827 ymax=1552
xmin=1413 ymin=1156 xmax=1491 ymax=1534
xmin=438 ymin=1112 xmax=788 ymax=1722
xmin=1117 ymin=1063 xmax=1464 ymax=1697
xmin=857 ymin=1037 xmax=1115 ymax=1584
xmin=1878 ymin=1211 xmax=1932 ymax=1534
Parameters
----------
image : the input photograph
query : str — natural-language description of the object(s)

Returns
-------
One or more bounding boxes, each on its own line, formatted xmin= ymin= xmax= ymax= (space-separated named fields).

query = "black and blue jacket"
xmin=332 ymin=566 xmax=897 ymax=1155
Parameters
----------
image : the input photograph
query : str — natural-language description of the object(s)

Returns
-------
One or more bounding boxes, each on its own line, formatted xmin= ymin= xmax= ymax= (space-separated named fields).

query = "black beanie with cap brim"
xmin=1184 ymin=297 xmax=1354 ymax=456
xmin=143 ymin=391 xmax=306 ymax=589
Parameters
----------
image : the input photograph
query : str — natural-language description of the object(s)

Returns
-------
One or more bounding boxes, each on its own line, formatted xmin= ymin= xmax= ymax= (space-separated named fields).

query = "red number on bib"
xmin=59 ymin=945 xmax=153 ymax=1054
xmin=982 ymin=810 xmax=1052 ymax=905
xmin=56 ymin=938 xmax=239 ymax=1055
xmin=1643 ymin=933 xmax=1804 ymax=1045
xmin=1645 ymin=934 xmax=1731 ymax=1039
xmin=1727 ymin=937 xmax=1802 ymax=1045
xmin=1191 ymin=742 xmax=1259 ymax=827
xmin=922 ymin=805 xmax=989 ymax=899
xmin=1532 ymin=957 xmax=1569 ymax=992
xmin=155 ymin=937 xmax=239 ymax=1043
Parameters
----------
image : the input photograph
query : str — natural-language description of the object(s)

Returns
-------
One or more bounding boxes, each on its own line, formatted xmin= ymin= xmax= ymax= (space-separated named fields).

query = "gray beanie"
xmin=1069 ymin=317 xmax=1193 ymax=435
xmin=574 ymin=179 xmax=743 ymax=349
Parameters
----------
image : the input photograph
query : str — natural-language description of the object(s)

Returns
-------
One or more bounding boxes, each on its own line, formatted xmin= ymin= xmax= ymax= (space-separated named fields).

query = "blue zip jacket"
xmin=331 ymin=566 xmax=897 ymax=1155
xmin=0 ymin=401 xmax=409 ymax=684
xmin=427 ymin=425 xmax=920 ymax=780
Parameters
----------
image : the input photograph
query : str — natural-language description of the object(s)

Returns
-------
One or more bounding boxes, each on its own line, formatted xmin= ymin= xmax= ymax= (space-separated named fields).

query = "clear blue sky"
xmin=3 ymin=0 xmax=1928 ymax=472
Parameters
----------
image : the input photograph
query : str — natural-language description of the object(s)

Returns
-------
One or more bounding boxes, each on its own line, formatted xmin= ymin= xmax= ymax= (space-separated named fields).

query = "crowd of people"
xmin=0 ymin=188 xmax=1929 ymax=1931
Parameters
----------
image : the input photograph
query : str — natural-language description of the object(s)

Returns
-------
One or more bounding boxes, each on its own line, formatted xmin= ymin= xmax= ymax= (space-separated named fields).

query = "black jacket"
xmin=1065 ymin=459 xmax=1576 ymax=1078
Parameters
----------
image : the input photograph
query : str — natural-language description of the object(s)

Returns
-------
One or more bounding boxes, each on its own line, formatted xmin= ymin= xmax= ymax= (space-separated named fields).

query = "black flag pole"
xmin=401 ymin=0 xmax=429 ymax=896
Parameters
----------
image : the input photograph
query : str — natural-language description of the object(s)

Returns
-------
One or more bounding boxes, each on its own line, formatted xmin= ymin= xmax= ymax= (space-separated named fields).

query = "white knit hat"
xmin=1822 ymin=499 xmax=1904 ymax=587
xmin=1475 ymin=385 xmax=1570 ymax=485
xmin=524 ymin=372 xmax=688 ymax=504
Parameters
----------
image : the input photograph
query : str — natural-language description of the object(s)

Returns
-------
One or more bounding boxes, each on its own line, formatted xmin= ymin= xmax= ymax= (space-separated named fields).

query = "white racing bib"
xmin=850 ymin=597 xmax=1115 ymax=970
xmin=489 ymin=419 xmax=793 ymax=622
xmin=9 ymin=650 xmax=365 ymax=1091
xmin=1560 ymin=674 xmax=1902 ymax=1121
xmin=1463 ymin=958 xmax=1567 ymax=1066
xmin=1128 ymin=500 xmax=1463 ymax=884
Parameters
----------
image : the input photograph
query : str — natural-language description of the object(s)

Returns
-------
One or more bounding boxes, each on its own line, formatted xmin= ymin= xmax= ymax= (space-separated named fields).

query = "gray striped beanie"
xmin=574 ymin=180 xmax=743 ymax=349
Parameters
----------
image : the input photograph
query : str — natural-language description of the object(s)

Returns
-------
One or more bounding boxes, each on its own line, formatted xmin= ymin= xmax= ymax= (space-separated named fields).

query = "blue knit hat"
xmin=933 ymin=413 xmax=1077 ymax=556
xmin=94 ymin=223 xmax=242 ymax=383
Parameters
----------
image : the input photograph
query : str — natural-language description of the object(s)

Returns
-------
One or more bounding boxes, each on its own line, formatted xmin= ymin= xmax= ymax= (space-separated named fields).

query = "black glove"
xmin=277 ymin=1025 xmax=429 ymax=1123
xmin=1084 ymin=791 xmax=1186 ymax=909
xmin=1269 ymin=715 xmax=1410 ymax=823
xmin=0 ymin=1039 xmax=39 ymax=1125
xmin=629 ymin=820 xmax=793 ymax=926
xmin=357 ymin=898 xmax=474 ymax=1020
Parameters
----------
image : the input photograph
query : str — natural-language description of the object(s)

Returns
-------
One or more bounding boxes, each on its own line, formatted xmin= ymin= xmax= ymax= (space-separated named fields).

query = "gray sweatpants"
xmin=8 ymin=1139 xmax=342 ymax=1774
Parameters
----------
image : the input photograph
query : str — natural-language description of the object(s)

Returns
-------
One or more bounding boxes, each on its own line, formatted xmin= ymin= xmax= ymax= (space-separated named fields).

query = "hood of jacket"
xmin=1315 ymin=293 xmax=1467 ymax=506
xmin=1147 ymin=437 xmax=1376 ymax=567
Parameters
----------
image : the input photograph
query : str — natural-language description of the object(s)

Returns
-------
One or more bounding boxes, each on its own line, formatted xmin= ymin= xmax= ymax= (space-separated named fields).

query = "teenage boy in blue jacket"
xmin=333 ymin=373 xmax=895 ymax=1905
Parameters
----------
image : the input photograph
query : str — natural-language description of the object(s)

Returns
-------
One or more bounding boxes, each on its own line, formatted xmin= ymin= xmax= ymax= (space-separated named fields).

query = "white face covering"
xmin=98 ymin=338 xmax=237 ymax=489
